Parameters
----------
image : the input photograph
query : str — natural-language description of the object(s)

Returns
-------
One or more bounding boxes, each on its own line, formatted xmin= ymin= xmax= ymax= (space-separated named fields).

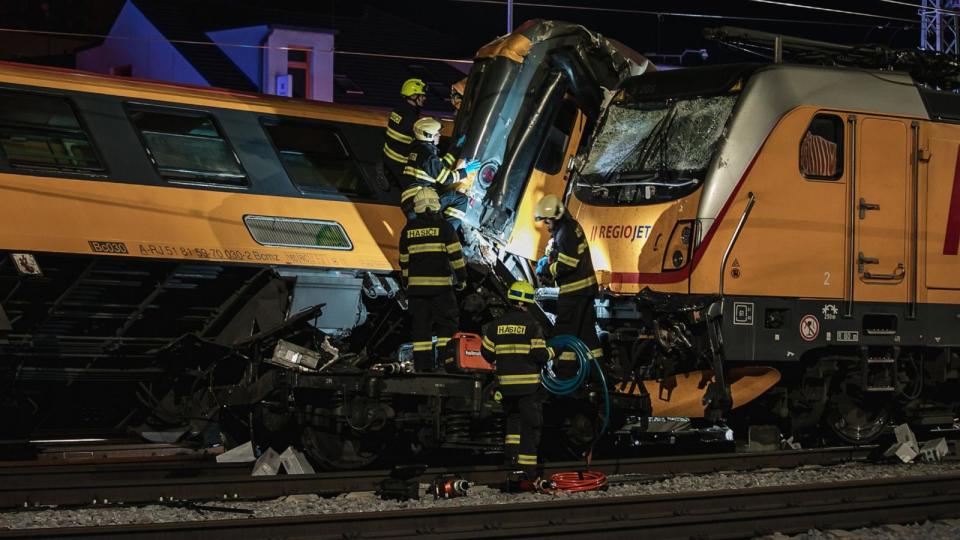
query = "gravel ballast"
xmin=2 ymin=461 xmax=959 ymax=530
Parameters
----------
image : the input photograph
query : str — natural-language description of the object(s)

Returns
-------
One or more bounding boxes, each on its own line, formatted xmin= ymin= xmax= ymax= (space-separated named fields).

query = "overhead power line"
xmin=452 ymin=0 xmax=916 ymax=27
xmin=745 ymin=0 xmax=916 ymax=23
xmin=0 ymin=27 xmax=474 ymax=65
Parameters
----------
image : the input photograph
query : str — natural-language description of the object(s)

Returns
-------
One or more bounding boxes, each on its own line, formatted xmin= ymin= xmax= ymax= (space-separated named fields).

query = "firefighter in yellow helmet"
xmin=401 ymin=117 xmax=479 ymax=230
xmin=399 ymin=187 xmax=468 ymax=372
xmin=382 ymin=78 xmax=427 ymax=188
xmin=534 ymin=194 xmax=602 ymax=377
xmin=481 ymin=281 xmax=552 ymax=485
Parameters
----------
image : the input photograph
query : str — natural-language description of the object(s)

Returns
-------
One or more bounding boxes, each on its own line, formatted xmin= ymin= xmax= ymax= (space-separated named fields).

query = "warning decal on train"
xmin=799 ymin=314 xmax=820 ymax=342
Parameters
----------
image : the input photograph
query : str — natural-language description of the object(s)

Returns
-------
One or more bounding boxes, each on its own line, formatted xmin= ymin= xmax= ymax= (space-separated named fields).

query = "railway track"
xmin=0 ymin=446 xmax=875 ymax=508
xmin=2 ymin=472 xmax=958 ymax=539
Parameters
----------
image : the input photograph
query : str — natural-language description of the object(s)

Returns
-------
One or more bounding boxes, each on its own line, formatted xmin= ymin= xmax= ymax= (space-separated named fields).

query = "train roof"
xmin=615 ymin=61 xmax=942 ymax=121
xmin=0 ymin=61 xmax=390 ymax=127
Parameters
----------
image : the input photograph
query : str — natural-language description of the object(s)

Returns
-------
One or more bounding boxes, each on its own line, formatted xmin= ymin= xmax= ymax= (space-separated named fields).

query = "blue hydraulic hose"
xmin=542 ymin=335 xmax=611 ymax=434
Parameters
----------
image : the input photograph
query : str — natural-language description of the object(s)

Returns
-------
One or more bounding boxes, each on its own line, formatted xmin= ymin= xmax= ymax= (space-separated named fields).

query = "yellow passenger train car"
xmin=0 ymin=61 xmax=412 ymax=434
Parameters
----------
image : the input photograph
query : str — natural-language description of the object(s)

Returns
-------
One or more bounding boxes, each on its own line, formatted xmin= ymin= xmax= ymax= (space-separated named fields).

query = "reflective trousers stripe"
xmin=518 ymin=454 xmax=537 ymax=465
xmin=505 ymin=434 xmax=520 ymax=445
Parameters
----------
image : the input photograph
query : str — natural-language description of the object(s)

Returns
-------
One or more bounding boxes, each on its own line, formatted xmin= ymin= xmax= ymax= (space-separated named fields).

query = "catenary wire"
xmin=451 ymin=0 xmax=917 ymax=28
xmin=0 ymin=27 xmax=474 ymax=65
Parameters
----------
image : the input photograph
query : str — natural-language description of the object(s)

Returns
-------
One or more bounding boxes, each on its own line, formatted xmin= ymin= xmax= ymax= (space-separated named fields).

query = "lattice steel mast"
xmin=921 ymin=0 xmax=960 ymax=54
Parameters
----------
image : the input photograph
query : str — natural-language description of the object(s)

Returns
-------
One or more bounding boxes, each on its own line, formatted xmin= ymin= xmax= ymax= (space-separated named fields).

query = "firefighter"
xmin=401 ymin=117 xmax=479 ymax=229
xmin=382 ymin=78 xmax=427 ymax=187
xmin=399 ymin=187 xmax=468 ymax=372
xmin=481 ymin=280 xmax=552 ymax=482
xmin=534 ymin=194 xmax=602 ymax=377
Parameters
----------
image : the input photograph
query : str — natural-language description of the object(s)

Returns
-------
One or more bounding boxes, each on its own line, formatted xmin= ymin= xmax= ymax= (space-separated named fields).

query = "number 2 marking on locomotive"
xmin=823 ymin=272 xmax=831 ymax=286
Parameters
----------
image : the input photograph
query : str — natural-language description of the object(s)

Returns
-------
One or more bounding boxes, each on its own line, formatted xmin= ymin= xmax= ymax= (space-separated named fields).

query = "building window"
xmin=261 ymin=117 xmax=370 ymax=197
xmin=800 ymin=114 xmax=843 ymax=180
xmin=111 ymin=65 xmax=132 ymax=77
xmin=127 ymin=106 xmax=247 ymax=186
xmin=0 ymin=90 xmax=104 ymax=175
xmin=287 ymin=48 xmax=311 ymax=99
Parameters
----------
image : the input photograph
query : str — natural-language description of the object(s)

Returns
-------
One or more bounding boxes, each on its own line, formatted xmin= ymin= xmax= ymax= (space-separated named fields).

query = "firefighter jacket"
xmin=401 ymin=141 xmax=468 ymax=206
xmin=548 ymin=213 xmax=598 ymax=297
xmin=481 ymin=308 xmax=552 ymax=396
xmin=383 ymin=100 xmax=420 ymax=170
xmin=398 ymin=213 xmax=467 ymax=296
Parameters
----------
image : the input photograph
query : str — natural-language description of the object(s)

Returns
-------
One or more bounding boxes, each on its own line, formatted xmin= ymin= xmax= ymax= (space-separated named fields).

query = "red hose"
xmin=549 ymin=470 xmax=608 ymax=492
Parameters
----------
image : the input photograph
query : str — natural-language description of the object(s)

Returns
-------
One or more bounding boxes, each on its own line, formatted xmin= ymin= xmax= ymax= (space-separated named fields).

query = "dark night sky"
xmin=0 ymin=0 xmax=931 ymax=63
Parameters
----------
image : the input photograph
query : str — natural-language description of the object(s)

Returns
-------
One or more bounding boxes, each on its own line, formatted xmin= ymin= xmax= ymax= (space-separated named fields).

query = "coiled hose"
xmin=540 ymin=334 xmax=611 ymax=492
xmin=542 ymin=334 xmax=610 ymax=433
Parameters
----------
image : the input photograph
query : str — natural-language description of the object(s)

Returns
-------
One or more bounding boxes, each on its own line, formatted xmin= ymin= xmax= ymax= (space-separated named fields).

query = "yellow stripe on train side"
xmin=0 ymin=172 xmax=408 ymax=271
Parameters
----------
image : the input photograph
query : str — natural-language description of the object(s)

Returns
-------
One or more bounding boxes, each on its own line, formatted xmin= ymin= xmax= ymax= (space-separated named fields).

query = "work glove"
xmin=463 ymin=160 xmax=482 ymax=174
xmin=535 ymin=256 xmax=551 ymax=277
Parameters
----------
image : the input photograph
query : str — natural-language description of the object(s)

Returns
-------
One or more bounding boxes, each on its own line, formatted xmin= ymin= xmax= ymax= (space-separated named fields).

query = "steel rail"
xmin=0 ymin=446 xmax=874 ymax=508
xmin=2 ymin=473 xmax=959 ymax=539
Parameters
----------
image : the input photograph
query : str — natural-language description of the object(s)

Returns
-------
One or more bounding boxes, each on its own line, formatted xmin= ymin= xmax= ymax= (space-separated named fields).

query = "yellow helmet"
xmin=401 ymin=78 xmax=427 ymax=97
xmin=507 ymin=281 xmax=536 ymax=304
xmin=413 ymin=117 xmax=442 ymax=142
xmin=413 ymin=187 xmax=441 ymax=213
xmin=534 ymin=194 xmax=564 ymax=221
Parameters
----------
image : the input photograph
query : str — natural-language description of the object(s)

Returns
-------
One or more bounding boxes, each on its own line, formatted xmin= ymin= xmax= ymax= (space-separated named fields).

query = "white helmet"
xmin=534 ymin=194 xmax=564 ymax=221
xmin=413 ymin=117 xmax=442 ymax=142
xmin=413 ymin=187 xmax=441 ymax=213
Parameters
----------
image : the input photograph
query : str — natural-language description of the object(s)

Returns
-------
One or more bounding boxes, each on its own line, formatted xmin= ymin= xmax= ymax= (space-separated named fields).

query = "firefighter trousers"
xmin=552 ymin=294 xmax=602 ymax=379
xmin=503 ymin=387 xmax=545 ymax=477
xmin=408 ymin=291 xmax=460 ymax=372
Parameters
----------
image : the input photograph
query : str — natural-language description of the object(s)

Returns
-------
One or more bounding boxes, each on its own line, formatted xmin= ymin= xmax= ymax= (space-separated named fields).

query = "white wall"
xmin=262 ymin=28 xmax=334 ymax=102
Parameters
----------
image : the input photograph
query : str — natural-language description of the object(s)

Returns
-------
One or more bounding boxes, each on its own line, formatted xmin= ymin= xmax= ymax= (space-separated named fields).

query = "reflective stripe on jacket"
xmin=481 ymin=309 xmax=552 ymax=396
xmin=399 ymin=214 xmax=467 ymax=296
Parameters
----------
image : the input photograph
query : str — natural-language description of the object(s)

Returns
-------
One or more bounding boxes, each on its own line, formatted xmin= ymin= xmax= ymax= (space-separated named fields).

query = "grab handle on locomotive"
xmin=858 ymin=197 xmax=880 ymax=219
xmin=857 ymin=252 xmax=879 ymax=274
xmin=864 ymin=262 xmax=906 ymax=281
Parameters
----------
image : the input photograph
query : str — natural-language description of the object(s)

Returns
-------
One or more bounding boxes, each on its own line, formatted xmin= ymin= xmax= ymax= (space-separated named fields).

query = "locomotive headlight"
xmin=661 ymin=220 xmax=695 ymax=272
xmin=672 ymin=250 xmax=684 ymax=268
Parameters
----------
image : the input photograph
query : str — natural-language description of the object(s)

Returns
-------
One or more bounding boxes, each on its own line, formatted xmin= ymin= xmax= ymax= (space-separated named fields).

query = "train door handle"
xmin=864 ymin=263 xmax=906 ymax=281
xmin=859 ymin=198 xmax=880 ymax=219
xmin=857 ymin=251 xmax=879 ymax=273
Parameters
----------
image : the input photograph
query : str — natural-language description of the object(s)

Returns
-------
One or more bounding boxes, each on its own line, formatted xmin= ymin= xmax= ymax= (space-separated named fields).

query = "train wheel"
xmin=825 ymin=371 xmax=890 ymax=444
xmin=301 ymin=427 xmax=386 ymax=470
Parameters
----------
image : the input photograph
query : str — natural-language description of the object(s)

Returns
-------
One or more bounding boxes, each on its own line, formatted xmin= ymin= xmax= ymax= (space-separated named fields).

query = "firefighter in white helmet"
xmin=534 ymin=194 xmax=602 ymax=377
xmin=400 ymin=117 xmax=480 ymax=229
xmin=398 ymin=187 xmax=468 ymax=372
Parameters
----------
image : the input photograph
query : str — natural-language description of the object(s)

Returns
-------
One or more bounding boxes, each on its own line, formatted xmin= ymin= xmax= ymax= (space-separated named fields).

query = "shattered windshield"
xmin=578 ymin=94 xmax=737 ymax=205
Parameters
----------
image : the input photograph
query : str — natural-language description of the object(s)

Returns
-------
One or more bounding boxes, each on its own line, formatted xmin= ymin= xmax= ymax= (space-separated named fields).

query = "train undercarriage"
xmin=3 ymin=249 xmax=958 ymax=467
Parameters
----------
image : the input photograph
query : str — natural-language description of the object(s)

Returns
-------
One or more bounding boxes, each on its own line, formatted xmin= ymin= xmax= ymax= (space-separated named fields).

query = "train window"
xmin=260 ymin=118 xmax=371 ymax=197
xmin=535 ymin=100 xmax=578 ymax=175
xmin=800 ymin=114 xmax=843 ymax=180
xmin=0 ymin=91 xmax=104 ymax=175
xmin=127 ymin=107 xmax=247 ymax=186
